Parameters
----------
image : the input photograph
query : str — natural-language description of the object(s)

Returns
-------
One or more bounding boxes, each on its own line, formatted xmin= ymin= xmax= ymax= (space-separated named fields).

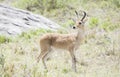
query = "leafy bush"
xmin=109 ymin=0 xmax=120 ymax=8
xmin=0 ymin=0 xmax=4 ymax=2
xmin=13 ymin=0 xmax=68 ymax=13
xmin=100 ymin=1 xmax=111 ymax=8
xmin=19 ymin=32 xmax=32 ymax=39
xmin=13 ymin=0 xmax=38 ymax=10
xmin=89 ymin=17 xmax=99 ymax=28
xmin=0 ymin=35 xmax=12 ymax=44
xmin=100 ymin=0 xmax=120 ymax=8
xmin=113 ymin=0 xmax=120 ymax=8
xmin=62 ymin=68 xmax=69 ymax=73
xmin=100 ymin=20 xmax=120 ymax=31
xmin=100 ymin=21 xmax=111 ymax=31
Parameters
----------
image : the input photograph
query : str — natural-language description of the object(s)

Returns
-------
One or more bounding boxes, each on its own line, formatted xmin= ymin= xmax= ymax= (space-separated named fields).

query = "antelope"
xmin=37 ymin=11 xmax=87 ymax=72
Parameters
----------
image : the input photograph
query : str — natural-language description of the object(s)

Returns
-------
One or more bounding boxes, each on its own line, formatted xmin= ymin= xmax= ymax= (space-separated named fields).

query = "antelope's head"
xmin=73 ymin=10 xmax=87 ymax=30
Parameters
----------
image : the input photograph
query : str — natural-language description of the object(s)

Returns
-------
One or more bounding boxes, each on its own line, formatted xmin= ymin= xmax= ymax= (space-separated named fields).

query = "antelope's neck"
xmin=76 ymin=29 xmax=85 ymax=42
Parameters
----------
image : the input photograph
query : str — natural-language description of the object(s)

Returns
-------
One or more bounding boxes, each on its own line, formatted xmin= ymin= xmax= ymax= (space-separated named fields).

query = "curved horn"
xmin=75 ymin=10 xmax=79 ymax=19
xmin=81 ymin=11 xmax=86 ymax=21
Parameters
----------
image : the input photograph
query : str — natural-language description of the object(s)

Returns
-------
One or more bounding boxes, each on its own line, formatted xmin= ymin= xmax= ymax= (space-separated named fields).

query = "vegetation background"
xmin=0 ymin=0 xmax=120 ymax=77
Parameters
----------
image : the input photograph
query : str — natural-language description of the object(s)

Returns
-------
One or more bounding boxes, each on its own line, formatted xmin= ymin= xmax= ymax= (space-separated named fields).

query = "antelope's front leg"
xmin=69 ymin=49 xmax=77 ymax=72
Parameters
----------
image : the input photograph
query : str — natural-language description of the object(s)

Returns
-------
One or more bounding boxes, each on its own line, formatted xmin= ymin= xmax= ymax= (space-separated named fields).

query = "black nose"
xmin=73 ymin=26 xmax=76 ymax=29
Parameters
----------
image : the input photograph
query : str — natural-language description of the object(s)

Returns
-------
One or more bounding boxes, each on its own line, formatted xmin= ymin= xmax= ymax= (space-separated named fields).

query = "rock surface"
xmin=0 ymin=4 xmax=60 ymax=36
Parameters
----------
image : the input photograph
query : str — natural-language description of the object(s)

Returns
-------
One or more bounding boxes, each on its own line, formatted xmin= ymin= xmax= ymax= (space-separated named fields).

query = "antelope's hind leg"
xmin=37 ymin=46 xmax=52 ymax=70
xmin=41 ymin=48 xmax=52 ymax=69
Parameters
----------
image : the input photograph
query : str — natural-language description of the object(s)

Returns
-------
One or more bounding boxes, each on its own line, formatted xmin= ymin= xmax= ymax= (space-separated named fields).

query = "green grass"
xmin=0 ymin=35 xmax=12 ymax=44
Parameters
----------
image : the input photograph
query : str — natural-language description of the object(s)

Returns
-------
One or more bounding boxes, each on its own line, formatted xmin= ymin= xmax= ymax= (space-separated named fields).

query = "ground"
xmin=0 ymin=28 xmax=120 ymax=77
xmin=0 ymin=0 xmax=120 ymax=77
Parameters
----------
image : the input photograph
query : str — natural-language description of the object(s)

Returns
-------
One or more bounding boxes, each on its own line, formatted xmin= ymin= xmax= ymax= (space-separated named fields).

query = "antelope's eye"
xmin=79 ymin=22 xmax=82 ymax=24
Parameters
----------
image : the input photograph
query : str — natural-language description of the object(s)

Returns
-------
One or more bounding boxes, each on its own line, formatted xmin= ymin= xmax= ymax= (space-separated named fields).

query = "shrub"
xmin=19 ymin=32 xmax=32 ymax=39
xmin=89 ymin=17 xmax=99 ymax=28
xmin=0 ymin=35 xmax=12 ymax=44
xmin=62 ymin=68 xmax=69 ymax=73
xmin=13 ymin=0 xmax=67 ymax=12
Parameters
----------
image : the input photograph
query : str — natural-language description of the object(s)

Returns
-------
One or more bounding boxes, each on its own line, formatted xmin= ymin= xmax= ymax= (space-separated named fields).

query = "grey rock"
xmin=0 ymin=4 xmax=60 ymax=36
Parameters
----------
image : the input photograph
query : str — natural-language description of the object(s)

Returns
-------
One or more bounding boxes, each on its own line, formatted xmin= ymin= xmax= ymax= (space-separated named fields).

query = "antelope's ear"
xmin=75 ymin=10 xmax=78 ymax=16
xmin=75 ymin=10 xmax=79 ymax=19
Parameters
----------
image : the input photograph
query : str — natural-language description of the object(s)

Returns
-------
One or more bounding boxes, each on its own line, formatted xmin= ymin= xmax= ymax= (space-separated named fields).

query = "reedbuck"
xmin=37 ymin=11 xmax=87 ymax=72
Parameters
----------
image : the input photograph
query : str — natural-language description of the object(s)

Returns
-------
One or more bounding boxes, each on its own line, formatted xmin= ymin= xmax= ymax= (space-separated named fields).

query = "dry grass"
xmin=0 ymin=28 xmax=120 ymax=77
